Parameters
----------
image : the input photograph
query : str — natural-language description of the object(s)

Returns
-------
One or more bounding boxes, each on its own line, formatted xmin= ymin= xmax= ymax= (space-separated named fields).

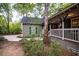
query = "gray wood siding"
xmin=22 ymin=25 xmax=42 ymax=37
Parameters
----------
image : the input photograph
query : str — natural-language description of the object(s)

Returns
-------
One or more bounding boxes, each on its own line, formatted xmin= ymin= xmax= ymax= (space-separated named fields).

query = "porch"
xmin=48 ymin=28 xmax=79 ymax=43
xmin=47 ymin=4 xmax=79 ymax=55
xmin=48 ymin=13 xmax=79 ymax=55
xmin=48 ymin=4 xmax=79 ymax=43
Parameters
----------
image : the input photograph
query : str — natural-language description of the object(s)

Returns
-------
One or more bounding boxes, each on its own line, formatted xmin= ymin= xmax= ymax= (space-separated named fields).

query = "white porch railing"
xmin=48 ymin=28 xmax=79 ymax=43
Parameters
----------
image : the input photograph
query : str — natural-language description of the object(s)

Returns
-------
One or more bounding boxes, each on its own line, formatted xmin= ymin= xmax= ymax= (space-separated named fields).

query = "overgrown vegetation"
xmin=20 ymin=38 xmax=61 ymax=56
xmin=0 ymin=16 xmax=7 ymax=34
xmin=0 ymin=15 xmax=21 ymax=35
xmin=9 ymin=22 xmax=21 ymax=34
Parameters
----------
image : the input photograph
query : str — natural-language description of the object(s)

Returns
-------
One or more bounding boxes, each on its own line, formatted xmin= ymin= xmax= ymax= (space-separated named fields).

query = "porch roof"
xmin=48 ymin=3 xmax=78 ymax=21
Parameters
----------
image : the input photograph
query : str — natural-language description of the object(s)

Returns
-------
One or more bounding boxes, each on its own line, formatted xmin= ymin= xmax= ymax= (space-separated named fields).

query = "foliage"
xmin=0 ymin=3 xmax=12 ymax=20
xmin=59 ymin=3 xmax=72 ymax=10
xmin=13 ymin=3 xmax=35 ymax=16
xmin=13 ymin=3 xmax=45 ymax=18
xmin=0 ymin=16 xmax=21 ymax=35
xmin=13 ymin=3 xmax=72 ymax=17
xmin=49 ymin=3 xmax=72 ymax=16
xmin=0 ymin=3 xmax=12 ymax=34
xmin=9 ymin=22 xmax=21 ymax=34
xmin=0 ymin=15 xmax=7 ymax=34
xmin=20 ymin=38 xmax=61 ymax=56
xmin=32 ymin=3 xmax=44 ymax=18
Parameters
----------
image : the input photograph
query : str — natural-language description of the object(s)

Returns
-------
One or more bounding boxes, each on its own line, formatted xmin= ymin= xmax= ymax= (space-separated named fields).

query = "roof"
xmin=48 ymin=3 xmax=78 ymax=20
xmin=21 ymin=16 xmax=43 ymax=25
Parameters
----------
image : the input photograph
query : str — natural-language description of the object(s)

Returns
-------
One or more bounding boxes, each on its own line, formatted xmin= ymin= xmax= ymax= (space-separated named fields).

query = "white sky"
xmin=12 ymin=10 xmax=21 ymax=22
xmin=11 ymin=3 xmax=22 ymax=22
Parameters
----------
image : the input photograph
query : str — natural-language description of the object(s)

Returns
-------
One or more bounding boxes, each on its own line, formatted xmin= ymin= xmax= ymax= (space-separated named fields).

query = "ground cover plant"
xmin=20 ymin=38 xmax=62 ymax=56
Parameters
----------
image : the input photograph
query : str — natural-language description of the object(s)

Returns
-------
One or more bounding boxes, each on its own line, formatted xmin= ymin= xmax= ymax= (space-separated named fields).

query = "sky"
xmin=12 ymin=10 xmax=21 ymax=22
xmin=11 ymin=4 xmax=22 ymax=22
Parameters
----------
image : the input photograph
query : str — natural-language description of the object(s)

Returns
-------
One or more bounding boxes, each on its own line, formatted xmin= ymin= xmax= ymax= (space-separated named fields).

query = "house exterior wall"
xmin=22 ymin=24 xmax=42 ymax=37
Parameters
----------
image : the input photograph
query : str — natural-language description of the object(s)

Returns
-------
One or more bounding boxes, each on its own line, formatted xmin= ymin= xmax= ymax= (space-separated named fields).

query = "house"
xmin=48 ymin=3 xmax=79 ymax=52
xmin=21 ymin=16 xmax=43 ymax=37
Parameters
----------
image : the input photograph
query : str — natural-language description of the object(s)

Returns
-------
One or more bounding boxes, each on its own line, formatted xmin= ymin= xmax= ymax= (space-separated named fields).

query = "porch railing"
xmin=49 ymin=28 xmax=79 ymax=43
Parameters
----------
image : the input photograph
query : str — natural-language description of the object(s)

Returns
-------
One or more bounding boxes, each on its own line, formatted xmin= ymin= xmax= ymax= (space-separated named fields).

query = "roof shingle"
xmin=21 ymin=16 xmax=43 ymax=24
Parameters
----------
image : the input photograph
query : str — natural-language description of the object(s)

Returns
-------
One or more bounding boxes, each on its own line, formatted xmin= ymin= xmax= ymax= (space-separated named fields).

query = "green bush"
xmin=0 ymin=16 xmax=7 ymax=35
xmin=21 ymin=38 xmax=61 ymax=56
xmin=9 ymin=22 xmax=21 ymax=34
xmin=0 ymin=15 xmax=21 ymax=35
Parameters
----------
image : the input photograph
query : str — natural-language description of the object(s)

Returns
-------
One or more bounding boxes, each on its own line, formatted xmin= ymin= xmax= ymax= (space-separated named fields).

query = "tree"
xmin=0 ymin=15 xmax=7 ymax=34
xmin=32 ymin=3 xmax=44 ymax=18
xmin=13 ymin=3 xmax=35 ymax=16
xmin=43 ymin=3 xmax=50 ymax=46
xmin=0 ymin=3 xmax=12 ymax=34
xmin=49 ymin=3 xmax=72 ymax=16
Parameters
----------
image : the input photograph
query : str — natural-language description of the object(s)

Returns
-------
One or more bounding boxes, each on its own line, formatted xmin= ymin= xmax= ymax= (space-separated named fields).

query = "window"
xmin=29 ymin=27 xmax=31 ymax=34
xmin=71 ymin=18 xmax=79 ymax=28
xmin=36 ymin=27 xmax=37 ymax=34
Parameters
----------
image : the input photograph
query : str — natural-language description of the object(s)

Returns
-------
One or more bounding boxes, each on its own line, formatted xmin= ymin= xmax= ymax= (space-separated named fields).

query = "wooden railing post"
xmin=50 ymin=24 xmax=51 ymax=36
xmin=62 ymin=19 xmax=64 ymax=40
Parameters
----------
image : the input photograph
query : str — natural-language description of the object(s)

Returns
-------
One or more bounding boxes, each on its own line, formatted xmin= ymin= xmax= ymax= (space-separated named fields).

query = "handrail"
xmin=49 ymin=28 xmax=79 ymax=43
xmin=50 ymin=28 xmax=79 ymax=30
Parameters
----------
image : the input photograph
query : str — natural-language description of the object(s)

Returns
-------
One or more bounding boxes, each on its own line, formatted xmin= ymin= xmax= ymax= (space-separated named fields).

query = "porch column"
xmin=62 ymin=18 xmax=64 ymax=40
xmin=50 ymin=24 xmax=51 ymax=36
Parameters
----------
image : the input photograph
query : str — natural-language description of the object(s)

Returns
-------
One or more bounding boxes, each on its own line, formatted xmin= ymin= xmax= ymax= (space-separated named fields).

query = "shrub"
xmin=20 ymin=38 xmax=61 ymax=56
xmin=0 ymin=17 xmax=21 ymax=35
xmin=9 ymin=22 xmax=21 ymax=34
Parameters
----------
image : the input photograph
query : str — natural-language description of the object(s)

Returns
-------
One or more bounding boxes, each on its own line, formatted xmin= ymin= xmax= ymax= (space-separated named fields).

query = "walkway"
xmin=3 ymin=34 xmax=22 ymax=41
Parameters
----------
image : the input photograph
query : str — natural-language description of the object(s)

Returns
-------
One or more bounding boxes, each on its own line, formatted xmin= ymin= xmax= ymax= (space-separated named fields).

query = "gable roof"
xmin=48 ymin=3 xmax=78 ymax=21
xmin=21 ymin=16 xmax=43 ymax=25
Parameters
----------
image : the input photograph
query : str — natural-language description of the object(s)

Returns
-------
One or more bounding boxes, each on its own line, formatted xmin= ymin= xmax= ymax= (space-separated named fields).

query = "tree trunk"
xmin=7 ymin=9 xmax=10 ymax=34
xmin=43 ymin=3 xmax=50 ymax=46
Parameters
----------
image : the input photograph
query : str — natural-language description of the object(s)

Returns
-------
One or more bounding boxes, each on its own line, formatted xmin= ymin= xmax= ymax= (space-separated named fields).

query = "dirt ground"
xmin=0 ymin=41 xmax=24 ymax=56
